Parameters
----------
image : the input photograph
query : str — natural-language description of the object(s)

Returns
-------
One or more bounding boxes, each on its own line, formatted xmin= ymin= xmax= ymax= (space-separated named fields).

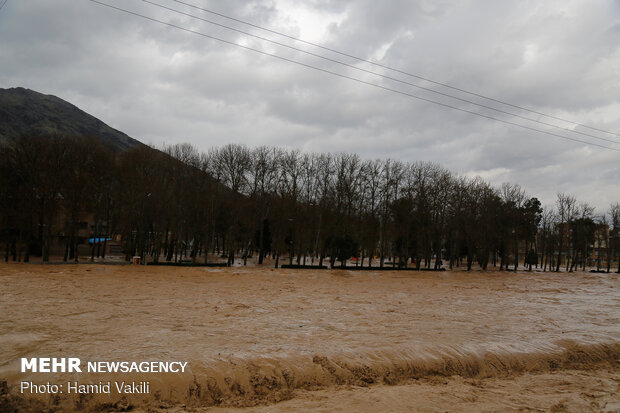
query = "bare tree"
xmin=248 ymin=146 xmax=279 ymax=264
xmin=212 ymin=144 xmax=251 ymax=265
xmin=555 ymin=193 xmax=576 ymax=272
xmin=60 ymin=136 xmax=110 ymax=262
xmin=500 ymin=183 xmax=526 ymax=271
xmin=568 ymin=203 xmax=595 ymax=272
xmin=609 ymin=203 xmax=620 ymax=273
xmin=359 ymin=159 xmax=382 ymax=267
xmin=539 ymin=207 xmax=555 ymax=271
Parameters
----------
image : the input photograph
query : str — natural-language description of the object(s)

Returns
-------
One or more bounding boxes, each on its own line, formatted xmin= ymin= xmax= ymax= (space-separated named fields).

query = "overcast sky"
xmin=1 ymin=0 xmax=618 ymax=212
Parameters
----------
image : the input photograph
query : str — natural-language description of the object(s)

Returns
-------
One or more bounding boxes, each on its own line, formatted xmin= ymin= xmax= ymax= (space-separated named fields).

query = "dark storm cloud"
xmin=0 ymin=0 xmax=618 ymax=211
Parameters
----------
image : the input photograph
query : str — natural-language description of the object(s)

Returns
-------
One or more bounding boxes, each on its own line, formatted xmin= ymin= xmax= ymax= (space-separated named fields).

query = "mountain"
xmin=0 ymin=87 xmax=142 ymax=151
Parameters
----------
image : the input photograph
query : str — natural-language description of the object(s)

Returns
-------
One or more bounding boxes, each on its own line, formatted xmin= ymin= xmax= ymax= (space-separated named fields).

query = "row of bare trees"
xmin=1 ymin=135 xmax=114 ymax=262
xmin=1 ymin=136 xmax=619 ymax=272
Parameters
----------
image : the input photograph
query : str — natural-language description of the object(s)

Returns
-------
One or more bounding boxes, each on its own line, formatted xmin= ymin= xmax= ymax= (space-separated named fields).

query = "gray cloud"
xmin=0 ymin=0 xmax=618 ymax=212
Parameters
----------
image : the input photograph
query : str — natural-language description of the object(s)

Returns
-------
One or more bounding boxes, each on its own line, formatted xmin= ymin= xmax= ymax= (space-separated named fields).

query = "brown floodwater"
xmin=0 ymin=263 xmax=618 ymax=411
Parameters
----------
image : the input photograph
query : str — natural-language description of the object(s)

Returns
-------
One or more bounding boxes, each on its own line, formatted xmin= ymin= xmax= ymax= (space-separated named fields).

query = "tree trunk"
xmin=514 ymin=236 xmax=519 ymax=272
xmin=91 ymin=221 xmax=98 ymax=262
xmin=73 ymin=234 xmax=79 ymax=263
xmin=63 ymin=237 xmax=69 ymax=262
xmin=556 ymin=229 xmax=564 ymax=272
xmin=606 ymin=241 xmax=612 ymax=273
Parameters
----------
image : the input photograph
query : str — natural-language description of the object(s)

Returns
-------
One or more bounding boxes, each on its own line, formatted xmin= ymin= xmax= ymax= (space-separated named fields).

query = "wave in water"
xmin=2 ymin=340 xmax=618 ymax=412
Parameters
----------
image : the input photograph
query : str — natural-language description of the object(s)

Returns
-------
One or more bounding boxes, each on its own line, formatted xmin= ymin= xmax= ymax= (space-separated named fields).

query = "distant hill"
xmin=0 ymin=87 xmax=142 ymax=151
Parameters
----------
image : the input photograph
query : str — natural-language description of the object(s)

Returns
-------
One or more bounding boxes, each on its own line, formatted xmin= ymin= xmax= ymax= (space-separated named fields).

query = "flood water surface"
xmin=1 ymin=264 xmax=618 ymax=411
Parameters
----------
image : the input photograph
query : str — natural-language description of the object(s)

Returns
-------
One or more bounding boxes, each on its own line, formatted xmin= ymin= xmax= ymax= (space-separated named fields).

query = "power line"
xmin=143 ymin=0 xmax=620 ymax=146
xmin=0 ymin=0 xmax=8 ymax=13
xmin=90 ymin=0 xmax=620 ymax=152
xmin=171 ymin=0 xmax=620 ymax=139
xmin=88 ymin=0 xmax=620 ymax=152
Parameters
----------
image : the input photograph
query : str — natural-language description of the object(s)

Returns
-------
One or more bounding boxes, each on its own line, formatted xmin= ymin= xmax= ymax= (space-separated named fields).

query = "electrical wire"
xmin=171 ymin=0 xmax=620 ymax=139
xmin=88 ymin=0 xmax=620 ymax=152
xmin=143 ymin=0 xmax=619 ymax=145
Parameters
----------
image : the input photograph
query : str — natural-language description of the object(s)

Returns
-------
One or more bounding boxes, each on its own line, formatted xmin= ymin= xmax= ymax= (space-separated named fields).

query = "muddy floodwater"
xmin=0 ymin=264 xmax=619 ymax=412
